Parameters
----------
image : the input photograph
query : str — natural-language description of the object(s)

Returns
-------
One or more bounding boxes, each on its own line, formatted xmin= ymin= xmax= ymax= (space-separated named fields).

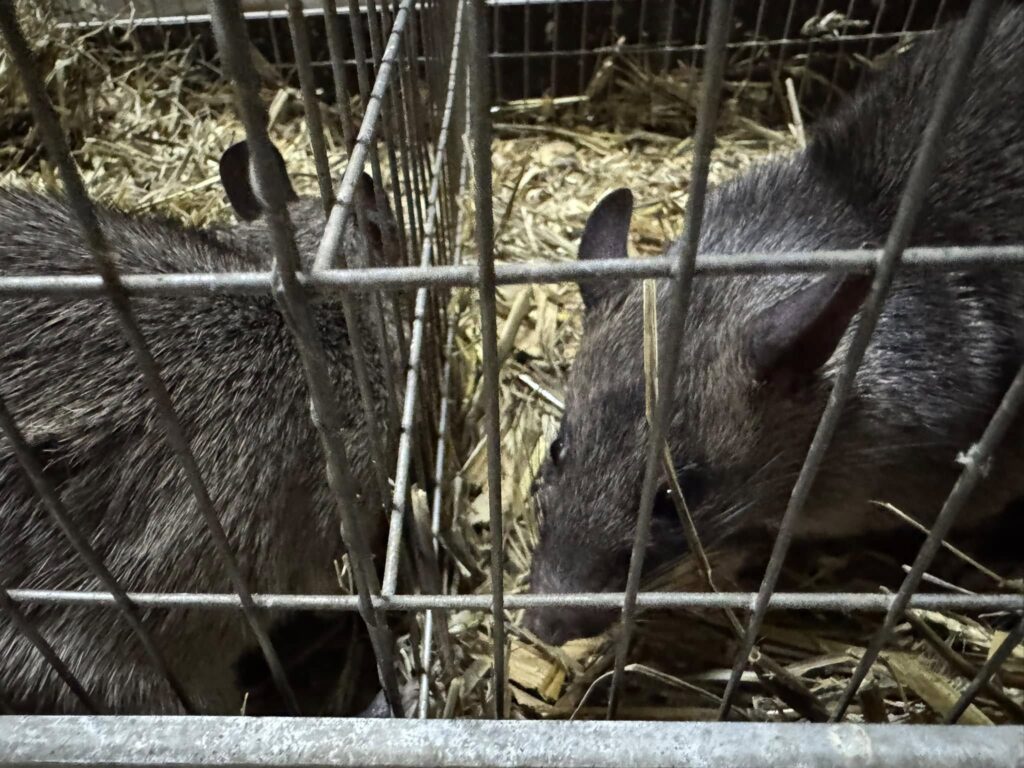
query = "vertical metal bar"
xmin=522 ymin=0 xmax=530 ymax=100
xmin=901 ymin=0 xmax=922 ymax=33
xmin=831 ymin=364 xmax=1024 ymax=721
xmin=492 ymin=0 xmax=503 ymax=100
xmin=741 ymin=0 xmax=769 ymax=86
xmin=638 ymin=0 xmax=650 ymax=71
xmin=287 ymin=0 xmax=336 ymax=212
xmin=0 ymin=396 xmax=194 ymax=713
xmin=549 ymin=0 xmax=561 ymax=94
xmin=364 ymin=0 xmax=413 ymax=266
xmin=418 ymin=163 xmax=467 ymax=715
xmin=772 ymin=0 xmax=799 ymax=81
xmin=323 ymin=0 xmax=359 ymax=153
xmin=944 ymin=615 xmax=1024 ymax=724
xmin=0 ymin=0 xmax=300 ymax=716
xmin=264 ymin=8 xmax=284 ymax=70
xmin=606 ymin=0 xmax=735 ymax=720
xmin=686 ymin=0 xmax=708 ymax=96
xmin=579 ymin=0 xmax=592 ymax=92
xmin=0 ymin=587 xmax=102 ymax=714
xmin=359 ymin=0 xmax=414 ymax=454
xmin=207 ymin=0 xmax=404 ymax=718
xmin=718 ymin=0 xmax=1000 ymax=720
xmin=382 ymin=0 xmax=467 ymax=597
xmin=467 ymin=0 xmax=507 ymax=719
xmin=795 ymin=0 xmax=828 ymax=104
xmin=325 ymin=0 xmax=407 ymax=511
xmin=854 ymin=0 xmax=891 ymax=92
xmin=823 ymin=0 xmax=860 ymax=111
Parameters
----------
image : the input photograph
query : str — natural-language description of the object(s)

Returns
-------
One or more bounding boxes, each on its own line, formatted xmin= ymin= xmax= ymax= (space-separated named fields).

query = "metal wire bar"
xmin=7 ymin=589 xmax=1022 ymax=613
xmin=0 ymin=0 xmax=299 ymax=716
xmin=606 ymin=0 xmax=734 ymax=719
xmin=0 ymin=396 xmax=194 ymax=713
xmin=398 ymin=3 xmax=432 ymax=259
xmin=4 ymin=717 xmax=1022 ymax=767
xmin=944 ymin=615 xmax=1024 ymax=724
xmin=718 ymin=0 xmax=1001 ymax=721
xmin=0 ymin=587 xmax=102 ymax=715
xmin=685 ymin=0 xmax=708 ymax=96
xmin=4 ymin=246 xmax=1021 ymax=300
xmin=381 ymin=0 xmax=467 ymax=597
xmin=794 ymin=0 xmax=828 ymax=103
xmin=321 ymin=0 xmax=402 ymax=507
xmin=314 ymin=0 xmax=412 ymax=271
xmin=549 ymin=0 xmax=561 ymax=92
xmin=521 ymin=0 xmax=529 ymax=100
xmin=770 ymin=0 xmax=802 ymax=81
xmin=418 ymin=170 xmax=467 ymax=716
xmin=831 ymin=364 xmax=1024 ymax=721
xmin=362 ymin=0 xmax=414 ymax=271
xmin=578 ymin=0 xmax=591 ymax=91
xmin=485 ymin=30 xmax=937 ymax=61
xmin=854 ymin=0 xmax=891 ymax=93
xmin=823 ymin=0 xmax=859 ymax=109
xmin=322 ymin=0 xmax=358 ymax=152
xmin=467 ymin=0 xmax=508 ymax=719
xmin=286 ymin=0 xmax=336 ymax=211
xmin=741 ymin=0 xmax=769 ymax=84
xmin=207 ymin=0 xmax=404 ymax=717
xmin=344 ymin=0 xmax=411 ymax=465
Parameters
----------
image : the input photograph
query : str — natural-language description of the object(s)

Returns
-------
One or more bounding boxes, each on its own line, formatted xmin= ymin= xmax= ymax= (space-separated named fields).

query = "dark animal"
xmin=524 ymin=4 xmax=1024 ymax=644
xmin=0 ymin=140 xmax=400 ymax=714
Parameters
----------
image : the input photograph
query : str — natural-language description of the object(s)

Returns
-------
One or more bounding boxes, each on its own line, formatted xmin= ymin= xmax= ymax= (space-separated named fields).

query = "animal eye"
xmin=679 ymin=466 xmax=708 ymax=510
xmin=652 ymin=466 xmax=708 ymax=524
xmin=652 ymin=486 xmax=678 ymax=524
xmin=549 ymin=436 xmax=564 ymax=466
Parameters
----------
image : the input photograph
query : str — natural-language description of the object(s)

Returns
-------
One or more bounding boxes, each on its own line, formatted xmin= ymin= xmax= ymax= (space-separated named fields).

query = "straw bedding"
xmin=1 ymin=3 xmax=1020 ymax=724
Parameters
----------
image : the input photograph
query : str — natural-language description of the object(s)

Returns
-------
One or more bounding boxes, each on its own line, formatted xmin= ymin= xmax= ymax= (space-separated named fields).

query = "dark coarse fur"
xmin=525 ymin=5 xmax=1024 ymax=644
xmin=0 ymin=142 xmax=401 ymax=714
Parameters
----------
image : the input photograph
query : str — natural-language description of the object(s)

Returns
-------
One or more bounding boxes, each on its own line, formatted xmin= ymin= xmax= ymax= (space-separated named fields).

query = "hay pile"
xmin=0 ymin=4 xmax=351 ymax=223
xmin=2 ymin=4 xmax=1021 ymax=725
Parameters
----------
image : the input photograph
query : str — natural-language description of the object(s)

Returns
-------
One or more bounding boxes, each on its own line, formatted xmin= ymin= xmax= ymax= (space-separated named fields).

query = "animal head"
xmin=523 ymin=188 xmax=870 ymax=645
xmin=216 ymin=140 xmax=400 ymax=270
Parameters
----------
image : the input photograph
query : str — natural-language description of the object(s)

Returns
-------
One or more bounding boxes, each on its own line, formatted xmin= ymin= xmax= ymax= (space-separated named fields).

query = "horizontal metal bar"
xmin=488 ymin=29 xmax=936 ymax=60
xmin=2 ymin=717 xmax=1022 ymax=767
xmin=7 ymin=589 xmax=1022 ymax=613
xmin=57 ymin=0 xmax=614 ymax=29
xmin=1 ymin=246 xmax=1021 ymax=299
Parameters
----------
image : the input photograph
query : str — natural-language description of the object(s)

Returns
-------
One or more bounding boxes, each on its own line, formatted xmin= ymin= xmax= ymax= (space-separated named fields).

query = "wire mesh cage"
xmin=1 ymin=0 xmax=1022 ymax=765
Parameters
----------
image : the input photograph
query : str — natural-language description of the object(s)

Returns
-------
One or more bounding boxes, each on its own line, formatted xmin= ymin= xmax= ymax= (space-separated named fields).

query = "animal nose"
xmin=522 ymin=605 xmax=616 ymax=646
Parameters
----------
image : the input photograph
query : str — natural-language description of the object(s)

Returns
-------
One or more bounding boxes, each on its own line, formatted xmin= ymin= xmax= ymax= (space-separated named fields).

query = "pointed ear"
xmin=352 ymin=172 xmax=401 ymax=266
xmin=577 ymin=188 xmax=633 ymax=310
xmin=219 ymin=140 xmax=298 ymax=222
xmin=353 ymin=171 xmax=377 ymax=211
xmin=748 ymin=273 xmax=871 ymax=389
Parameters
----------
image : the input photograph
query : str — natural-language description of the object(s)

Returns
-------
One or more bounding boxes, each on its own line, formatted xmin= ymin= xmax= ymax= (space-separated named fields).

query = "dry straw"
xmin=1 ymin=1 xmax=1020 ymax=724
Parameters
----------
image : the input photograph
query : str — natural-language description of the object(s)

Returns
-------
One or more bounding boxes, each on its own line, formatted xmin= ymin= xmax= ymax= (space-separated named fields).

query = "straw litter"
xmin=1 ymin=3 xmax=1021 ymax=724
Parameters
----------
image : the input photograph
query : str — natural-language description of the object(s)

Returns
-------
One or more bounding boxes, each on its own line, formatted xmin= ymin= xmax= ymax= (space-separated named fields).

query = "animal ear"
xmin=219 ymin=140 xmax=298 ymax=222
xmin=352 ymin=172 xmax=401 ymax=266
xmin=353 ymin=171 xmax=377 ymax=211
xmin=577 ymin=188 xmax=633 ymax=310
xmin=747 ymin=273 xmax=871 ymax=389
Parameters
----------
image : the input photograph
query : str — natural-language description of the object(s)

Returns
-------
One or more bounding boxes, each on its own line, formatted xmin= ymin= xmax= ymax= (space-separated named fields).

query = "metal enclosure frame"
xmin=0 ymin=0 xmax=1022 ymax=764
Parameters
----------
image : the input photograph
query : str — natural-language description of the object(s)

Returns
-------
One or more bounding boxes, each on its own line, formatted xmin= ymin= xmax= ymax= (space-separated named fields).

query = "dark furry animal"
xmin=524 ymin=4 xmax=1024 ymax=644
xmin=0 ymin=140 xmax=400 ymax=714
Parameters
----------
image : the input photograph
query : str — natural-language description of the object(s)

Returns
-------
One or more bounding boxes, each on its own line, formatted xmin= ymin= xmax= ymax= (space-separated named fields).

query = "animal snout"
xmin=522 ymin=604 xmax=616 ymax=646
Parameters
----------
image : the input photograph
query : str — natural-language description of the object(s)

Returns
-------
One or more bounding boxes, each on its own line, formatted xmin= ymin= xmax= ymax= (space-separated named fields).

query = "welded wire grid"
xmin=0 ymin=0 xmax=1022 ymax=764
